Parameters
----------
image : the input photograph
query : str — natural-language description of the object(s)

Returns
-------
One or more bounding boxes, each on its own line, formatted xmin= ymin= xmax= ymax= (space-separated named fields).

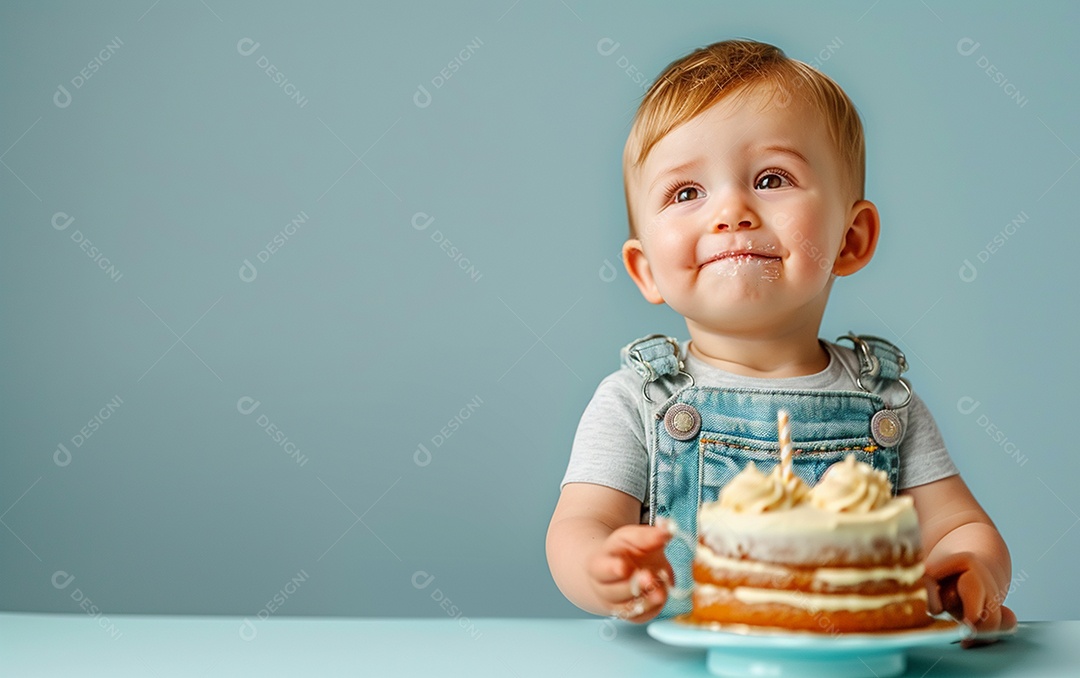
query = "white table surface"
xmin=1 ymin=613 xmax=1074 ymax=677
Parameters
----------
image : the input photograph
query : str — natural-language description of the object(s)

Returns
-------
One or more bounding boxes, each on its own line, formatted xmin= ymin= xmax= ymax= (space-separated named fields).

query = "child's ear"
xmin=622 ymin=239 xmax=665 ymax=304
xmin=833 ymin=200 xmax=880 ymax=277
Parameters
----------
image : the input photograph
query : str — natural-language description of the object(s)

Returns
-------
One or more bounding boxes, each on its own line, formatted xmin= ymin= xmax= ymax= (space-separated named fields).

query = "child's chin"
xmin=685 ymin=308 xmax=786 ymax=333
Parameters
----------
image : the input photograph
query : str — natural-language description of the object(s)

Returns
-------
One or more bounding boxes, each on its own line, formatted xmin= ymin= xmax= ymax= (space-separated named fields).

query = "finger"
xmin=939 ymin=577 xmax=962 ymax=620
xmin=654 ymin=517 xmax=681 ymax=538
xmin=999 ymin=605 xmax=1018 ymax=631
xmin=961 ymin=612 xmax=1000 ymax=650
xmin=607 ymin=574 xmax=652 ymax=619
xmin=956 ymin=570 xmax=988 ymax=627
xmin=594 ymin=568 xmax=667 ymax=608
xmin=635 ymin=568 xmax=670 ymax=605
xmin=922 ymin=574 xmax=943 ymax=615
xmin=593 ymin=527 xmax=672 ymax=585
xmin=624 ymin=596 xmax=665 ymax=624
xmin=646 ymin=574 xmax=668 ymax=608
xmin=603 ymin=525 xmax=673 ymax=558
xmin=972 ymin=588 xmax=1008 ymax=634
xmin=611 ymin=595 xmax=651 ymax=623
xmin=972 ymin=598 xmax=1016 ymax=635
xmin=960 ymin=604 xmax=1017 ymax=649
xmin=611 ymin=582 xmax=668 ymax=624
xmin=656 ymin=560 xmax=675 ymax=593
xmin=589 ymin=553 xmax=632 ymax=585
xmin=973 ymin=601 xmax=1000 ymax=635
xmin=924 ymin=551 xmax=977 ymax=582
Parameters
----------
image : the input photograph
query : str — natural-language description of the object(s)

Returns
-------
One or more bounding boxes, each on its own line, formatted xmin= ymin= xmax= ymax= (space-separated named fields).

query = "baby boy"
xmin=546 ymin=39 xmax=1014 ymax=642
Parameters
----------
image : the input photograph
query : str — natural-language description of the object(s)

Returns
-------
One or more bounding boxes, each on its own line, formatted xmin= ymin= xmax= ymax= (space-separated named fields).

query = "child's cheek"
xmin=643 ymin=233 xmax=678 ymax=269
xmin=763 ymin=204 xmax=796 ymax=232
xmin=789 ymin=228 xmax=839 ymax=274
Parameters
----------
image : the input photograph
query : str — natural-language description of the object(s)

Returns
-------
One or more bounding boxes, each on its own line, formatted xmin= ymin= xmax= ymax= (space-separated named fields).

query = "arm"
xmin=902 ymin=475 xmax=1016 ymax=640
xmin=546 ymin=482 xmax=672 ymax=622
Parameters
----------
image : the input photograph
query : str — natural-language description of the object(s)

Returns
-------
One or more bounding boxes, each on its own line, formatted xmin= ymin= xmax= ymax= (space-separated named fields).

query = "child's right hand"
xmin=586 ymin=524 xmax=674 ymax=623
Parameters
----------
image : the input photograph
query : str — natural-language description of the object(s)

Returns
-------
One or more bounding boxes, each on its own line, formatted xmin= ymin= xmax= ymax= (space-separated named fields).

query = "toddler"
xmin=546 ymin=39 xmax=1014 ymax=643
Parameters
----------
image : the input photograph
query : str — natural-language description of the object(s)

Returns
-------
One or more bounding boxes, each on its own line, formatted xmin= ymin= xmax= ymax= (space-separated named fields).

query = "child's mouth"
xmin=701 ymin=251 xmax=781 ymax=267
xmin=705 ymin=252 xmax=777 ymax=264
xmin=701 ymin=251 xmax=782 ymax=281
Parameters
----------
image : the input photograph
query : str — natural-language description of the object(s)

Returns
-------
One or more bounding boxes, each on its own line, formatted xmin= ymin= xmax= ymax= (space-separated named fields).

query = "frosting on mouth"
xmin=703 ymin=253 xmax=782 ymax=281
xmin=706 ymin=252 xmax=778 ymax=263
xmin=702 ymin=239 xmax=780 ymax=264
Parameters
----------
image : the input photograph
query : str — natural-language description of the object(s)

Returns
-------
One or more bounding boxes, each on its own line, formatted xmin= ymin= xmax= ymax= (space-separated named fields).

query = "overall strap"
xmin=621 ymin=332 xmax=913 ymax=407
xmin=836 ymin=333 xmax=912 ymax=409
xmin=620 ymin=334 xmax=694 ymax=403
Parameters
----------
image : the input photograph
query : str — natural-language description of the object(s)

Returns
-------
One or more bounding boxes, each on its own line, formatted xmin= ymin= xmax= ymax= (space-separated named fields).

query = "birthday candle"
xmin=777 ymin=409 xmax=792 ymax=480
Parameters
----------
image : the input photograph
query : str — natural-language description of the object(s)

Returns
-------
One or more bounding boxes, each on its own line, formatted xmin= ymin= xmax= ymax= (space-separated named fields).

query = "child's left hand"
xmin=925 ymin=551 xmax=1017 ymax=647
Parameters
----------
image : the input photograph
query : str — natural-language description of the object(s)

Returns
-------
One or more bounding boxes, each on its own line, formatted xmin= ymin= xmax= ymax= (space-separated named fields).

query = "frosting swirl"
xmin=719 ymin=462 xmax=809 ymax=513
xmin=807 ymin=454 xmax=892 ymax=512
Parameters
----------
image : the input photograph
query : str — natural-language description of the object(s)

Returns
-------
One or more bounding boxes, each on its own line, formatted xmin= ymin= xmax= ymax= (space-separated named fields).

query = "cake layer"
xmin=695 ymin=557 xmax=924 ymax=595
xmin=694 ymin=546 xmax=925 ymax=595
xmin=690 ymin=584 xmax=931 ymax=632
xmin=697 ymin=497 xmax=921 ymax=567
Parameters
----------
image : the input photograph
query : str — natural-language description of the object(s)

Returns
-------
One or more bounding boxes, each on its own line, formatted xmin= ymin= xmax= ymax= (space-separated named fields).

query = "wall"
xmin=0 ymin=0 xmax=1075 ymax=621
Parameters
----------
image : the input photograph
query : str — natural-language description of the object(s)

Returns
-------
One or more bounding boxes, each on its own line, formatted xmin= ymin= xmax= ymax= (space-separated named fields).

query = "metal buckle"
xmin=643 ymin=370 xmax=694 ymax=403
xmin=626 ymin=335 xmax=695 ymax=403
xmin=837 ymin=333 xmax=912 ymax=409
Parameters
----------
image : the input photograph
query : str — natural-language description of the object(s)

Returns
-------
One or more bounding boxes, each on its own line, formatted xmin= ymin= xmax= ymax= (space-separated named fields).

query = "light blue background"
xmin=1 ymin=0 xmax=1077 ymax=621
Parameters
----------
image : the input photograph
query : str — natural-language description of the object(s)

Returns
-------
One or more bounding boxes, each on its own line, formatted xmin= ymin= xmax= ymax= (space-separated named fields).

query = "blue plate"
xmin=647 ymin=617 xmax=968 ymax=678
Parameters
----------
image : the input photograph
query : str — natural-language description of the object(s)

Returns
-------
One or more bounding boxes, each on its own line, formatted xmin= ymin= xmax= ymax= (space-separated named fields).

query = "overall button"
xmin=871 ymin=409 xmax=904 ymax=448
xmin=664 ymin=403 xmax=701 ymax=441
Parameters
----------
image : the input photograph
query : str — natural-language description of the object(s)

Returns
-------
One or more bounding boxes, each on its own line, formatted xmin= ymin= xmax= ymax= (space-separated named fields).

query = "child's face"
xmin=623 ymin=84 xmax=868 ymax=337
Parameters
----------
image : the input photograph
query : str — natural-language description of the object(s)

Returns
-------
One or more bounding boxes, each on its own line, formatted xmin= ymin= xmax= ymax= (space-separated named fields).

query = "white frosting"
xmin=699 ymin=455 xmax=922 ymax=566
xmin=696 ymin=546 xmax=926 ymax=587
xmin=815 ymin=563 xmax=924 ymax=587
xmin=695 ymin=455 xmax=926 ymax=626
xmin=695 ymin=546 xmax=791 ymax=578
xmin=697 ymin=583 xmax=927 ymax=612
xmin=806 ymin=454 xmax=892 ymax=512
xmin=718 ymin=461 xmax=808 ymax=512
xmin=697 ymin=496 xmax=921 ymax=566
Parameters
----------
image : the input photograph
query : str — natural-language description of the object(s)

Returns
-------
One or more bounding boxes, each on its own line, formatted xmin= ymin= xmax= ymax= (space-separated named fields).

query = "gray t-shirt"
xmin=562 ymin=340 xmax=959 ymax=505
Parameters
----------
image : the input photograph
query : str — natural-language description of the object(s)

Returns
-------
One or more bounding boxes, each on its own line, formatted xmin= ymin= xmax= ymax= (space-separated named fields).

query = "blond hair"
xmin=623 ymin=39 xmax=865 ymax=236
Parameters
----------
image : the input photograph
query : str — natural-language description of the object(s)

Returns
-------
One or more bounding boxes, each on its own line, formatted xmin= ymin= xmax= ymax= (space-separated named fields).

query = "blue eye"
xmin=755 ymin=171 xmax=792 ymax=190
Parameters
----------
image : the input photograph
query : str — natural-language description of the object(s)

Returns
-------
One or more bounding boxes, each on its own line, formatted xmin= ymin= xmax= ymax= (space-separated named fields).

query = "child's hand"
xmin=925 ymin=551 xmax=1017 ymax=647
xmin=587 ymin=524 xmax=673 ymax=623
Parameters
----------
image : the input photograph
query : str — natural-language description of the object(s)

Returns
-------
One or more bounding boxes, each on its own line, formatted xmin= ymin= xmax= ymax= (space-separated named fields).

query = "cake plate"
xmin=648 ymin=617 xmax=980 ymax=678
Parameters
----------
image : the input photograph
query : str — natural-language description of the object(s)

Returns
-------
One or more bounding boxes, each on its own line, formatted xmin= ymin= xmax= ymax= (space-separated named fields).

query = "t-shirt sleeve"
xmin=898 ymin=391 xmax=960 ymax=489
xmin=560 ymin=370 xmax=650 ymax=502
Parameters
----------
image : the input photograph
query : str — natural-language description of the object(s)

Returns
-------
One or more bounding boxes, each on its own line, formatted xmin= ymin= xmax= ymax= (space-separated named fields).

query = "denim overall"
xmin=621 ymin=334 xmax=912 ymax=619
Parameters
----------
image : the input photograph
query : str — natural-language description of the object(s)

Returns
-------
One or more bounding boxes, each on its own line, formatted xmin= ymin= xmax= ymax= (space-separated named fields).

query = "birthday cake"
xmin=689 ymin=425 xmax=931 ymax=632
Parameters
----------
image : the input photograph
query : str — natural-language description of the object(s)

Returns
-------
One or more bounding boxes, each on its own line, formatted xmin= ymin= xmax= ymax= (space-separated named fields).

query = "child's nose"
xmin=715 ymin=217 xmax=755 ymax=231
xmin=713 ymin=193 xmax=758 ymax=231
